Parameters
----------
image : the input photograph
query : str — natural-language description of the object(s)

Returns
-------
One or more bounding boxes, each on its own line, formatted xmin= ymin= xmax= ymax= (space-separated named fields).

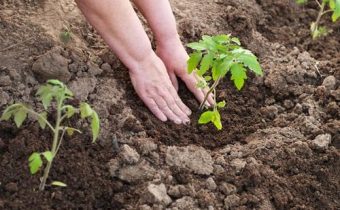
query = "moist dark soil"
xmin=0 ymin=0 xmax=339 ymax=209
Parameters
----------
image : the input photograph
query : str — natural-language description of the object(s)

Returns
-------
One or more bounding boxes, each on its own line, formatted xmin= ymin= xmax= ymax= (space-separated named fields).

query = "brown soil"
xmin=0 ymin=0 xmax=339 ymax=210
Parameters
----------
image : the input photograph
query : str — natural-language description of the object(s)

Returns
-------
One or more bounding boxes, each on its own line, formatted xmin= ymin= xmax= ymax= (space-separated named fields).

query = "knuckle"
xmin=175 ymin=97 xmax=183 ymax=104
xmin=150 ymin=103 xmax=158 ymax=110
xmin=158 ymin=89 xmax=169 ymax=98
xmin=167 ymin=99 xmax=177 ymax=107
xmin=157 ymin=102 xmax=168 ymax=111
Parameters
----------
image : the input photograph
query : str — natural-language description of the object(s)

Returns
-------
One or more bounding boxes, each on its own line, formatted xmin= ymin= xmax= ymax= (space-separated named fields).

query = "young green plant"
xmin=59 ymin=25 xmax=72 ymax=45
xmin=0 ymin=80 xmax=100 ymax=191
xmin=187 ymin=35 xmax=263 ymax=130
xmin=296 ymin=0 xmax=340 ymax=39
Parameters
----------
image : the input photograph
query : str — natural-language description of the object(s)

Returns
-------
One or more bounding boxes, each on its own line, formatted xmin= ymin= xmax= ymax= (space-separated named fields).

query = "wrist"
xmin=128 ymin=49 xmax=160 ymax=74
xmin=156 ymin=33 xmax=182 ymax=48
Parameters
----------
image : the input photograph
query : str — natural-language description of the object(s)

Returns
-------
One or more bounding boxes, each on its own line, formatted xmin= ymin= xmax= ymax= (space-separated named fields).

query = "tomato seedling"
xmin=187 ymin=35 xmax=263 ymax=130
xmin=1 ymin=80 xmax=100 ymax=191
xmin=296 ymin=0 xmax=340 ymax=39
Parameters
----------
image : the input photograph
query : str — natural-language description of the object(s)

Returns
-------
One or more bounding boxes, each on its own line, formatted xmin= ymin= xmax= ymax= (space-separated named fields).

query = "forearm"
xmin=75 ymin=0 xmax=153 ymax=71
xmin=132 ymin=0 xmax=180 ymax=45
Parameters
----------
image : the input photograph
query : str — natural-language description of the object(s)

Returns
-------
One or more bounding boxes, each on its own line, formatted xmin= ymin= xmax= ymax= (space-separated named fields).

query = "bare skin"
xmin=75 ymin=0 xmax=213 ymax=124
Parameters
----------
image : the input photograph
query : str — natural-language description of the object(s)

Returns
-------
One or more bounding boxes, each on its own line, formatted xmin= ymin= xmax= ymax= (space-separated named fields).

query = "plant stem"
xmin=312 ymin=1 xmax=326 ymax=38
xmin=25 ymin=109 xmax=55 ymax=132
xmin=322 ymin=9 xmax=333 ymax=16
xmin=213 ymin=88 xmax=217 ymax=112
xmin=39 ymin=99 xmax=63 ymax=191
xmin=199 ymin=77 xmax=221 ymax=110
xmin=55 ymin=128 xmax=66 ymax=155
xmin=314 ymin=0 xmax=321 ymax=8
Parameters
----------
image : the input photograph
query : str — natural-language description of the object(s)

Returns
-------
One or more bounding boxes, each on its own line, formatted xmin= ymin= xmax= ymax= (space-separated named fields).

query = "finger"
xmin=168 ymin=72 xmax=179 ymax=91
xmin=180 ymin=73 xmax=208 ymax=106
xmin=159 ymin=88 xmax=190 ymax=123
xmin=142 ymin=96 xmax=167 ymax=122
xmin=153 ymin=95 xmax=183 ymax=124
xmin=201 ymin=87 xmax=215 ymax=106
xmin=167 ymin=86 xmax=192 ymax=116
xmin=192 ymin=73 xmax=214 ymax=107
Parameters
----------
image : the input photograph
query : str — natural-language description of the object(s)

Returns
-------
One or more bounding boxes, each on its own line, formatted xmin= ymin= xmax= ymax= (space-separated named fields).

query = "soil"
xmin=0 ymin=0 xmax=339 ymax=210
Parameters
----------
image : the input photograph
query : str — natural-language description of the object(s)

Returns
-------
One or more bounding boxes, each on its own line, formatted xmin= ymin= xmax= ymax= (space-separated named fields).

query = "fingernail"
xmin=160 ymin=116 xmax=168 ymax=122
xmin=183 ymin=119 xmax=190 ymax=125
xmin=175 ymin=119 xmax=182 ymax=124
xmin=186 ymin=109 xmax=192 ymax=116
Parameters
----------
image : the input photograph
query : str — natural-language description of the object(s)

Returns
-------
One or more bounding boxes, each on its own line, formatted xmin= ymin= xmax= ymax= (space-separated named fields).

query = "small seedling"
xmin=296 ymin=0 xmax=340 ymax=39
xmin=187 ymin=35 xmax=263 ymax=130
xmin=59 ymin=26 xmax=72 ymax=45
xmin=1 ymin=80 xmax=100 ymax=191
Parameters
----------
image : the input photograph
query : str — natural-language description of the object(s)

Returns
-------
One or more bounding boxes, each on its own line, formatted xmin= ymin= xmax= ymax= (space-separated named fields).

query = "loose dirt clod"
xmin=119 ymin=144 xmax=140 ymax=164
xmin=312 ymin=133 xmax=332 ymax=150
xmin=322 ymin=75 xmax=337 ymax=90
xmin=117 ymin=160 xmax=156 ymax=183
xmin=69 ymin=77 xmax=97 ymax=101
xmin=166 ymin=145 xmax=214 ymax=175
xmin=206 ymin=177 xmax=217 ymax=191
xmin=224 ymin=194 xmax=240 ymax=209
xmin=220 ymin=182 xmax=237 ymax=196
xmin=32 ymin=48 xmax=71 ymax=82
xmin=144 ymin=183 xmax=172 ymax=206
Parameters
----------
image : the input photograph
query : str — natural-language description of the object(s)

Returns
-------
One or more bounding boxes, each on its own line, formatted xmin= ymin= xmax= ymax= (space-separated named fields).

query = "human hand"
xmin=129 ymin=51 xmax=191 ymax=124
xmin=156 ymin=37 xmax=214 ymax=106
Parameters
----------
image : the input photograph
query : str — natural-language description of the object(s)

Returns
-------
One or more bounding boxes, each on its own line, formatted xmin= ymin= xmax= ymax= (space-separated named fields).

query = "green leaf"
xmin=202 ymin=35 xmax=215 ymax=44
xmin=212 ymin=34 xmax=230 ymax=43
xmin=36 ymin=85 xmax=50 ymax=97
xmin=42 ymin=151 xmax=53 ymax=162
xmin=233 ymin=49 xmax=263 ymax=76
xmin=231 ymin=63 xmax=247 ymax=90
xmin=331 ymin=0 xmax=340 ymax=22
xmin=231 ymin=37 xmax=241 ymax=45
xmin=218 ymin=57 xmax=233 ymax=73
xmin=198 ymin=111 xmax=215 ymax=124
xmin=65 ymin=127 xmax=82 ymax=136
xmin=212 ymin=57 xmax=233 ymax=81
xmin=64 ymin=105 xmax=75 ymax=118
xmin=187 ymin=42 xmax=206 ymax=51
xmin=199 ymin=53 xmax=213 ymax=76
xmin=14 ymin=108 xmax=27 ymax=128
xmin=51 ymin=181 xmax=67 ymax=187
xmin=1 ymin=103 xmax=23 ymax=121
xmin=91 ymin=111 xmax=100 ymax=142
xmin=64 ymin=87 xmax=74 ymax=97
xmin=212 ymin=111 xmax=222 ymax=130
xmin=204 ymin=76 xmax=212 ymax=82
xmin=215 ymin=44 xmax=228 ymax=52
xmin=28 ymin=152 xmax=43 ymax=174
xmin=323 ymin=0 xmax=330 ymax=5
xmin=217 ymin=101 xmax=226 ymax=108
xmin=60 ymin=31 xmax=71 ymax=44
xmin=41 ymin=93 xmax=53 ymax=110
xmin=196 ymin=80 xmax=207 ymax=89
xmin=38 ymin=112 xmax=47 ymax=129
xmin=47 ymin=79 xmax=64 ymax=88
xmin=330 ymin=0 xmax=336 ymax=9
xmin=311 ymin=24 xmax=329 ymax=39
xmin=212 ymin=60 xmax=221 ymax=81
xmin=38 ymin=112 xmax=48 ymax=129
xmin=187 ymin=52 xmax=202 ymax=73
xmin=1 ymin=111 xmax=13 ymax=121
xmin=296 ymin=0 xmax=308 ymax=4
xmin=80 ymin=103 xmax=93 ymax=119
